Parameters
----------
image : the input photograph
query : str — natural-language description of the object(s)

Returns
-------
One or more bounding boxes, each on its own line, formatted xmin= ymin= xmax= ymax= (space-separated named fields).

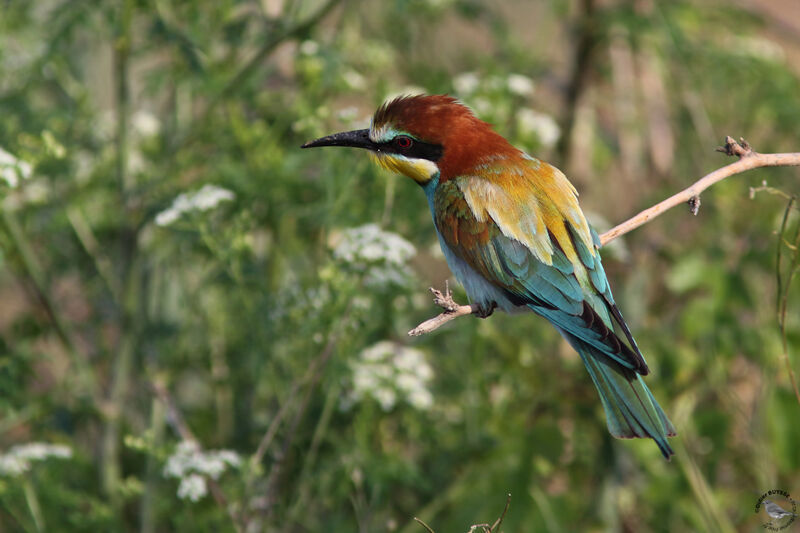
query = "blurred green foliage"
xmin=1 ymin=0 xmax=799 ymax=531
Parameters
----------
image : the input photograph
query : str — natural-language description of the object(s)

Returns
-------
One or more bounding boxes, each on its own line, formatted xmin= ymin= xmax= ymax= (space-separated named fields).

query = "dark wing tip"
xmin=658 ymin=440 xmax=675 ymax=460
xmin=580 ymin=301 xmax=650 ymax=375
xmin=605 ymin=300 xmax=650 ymax=375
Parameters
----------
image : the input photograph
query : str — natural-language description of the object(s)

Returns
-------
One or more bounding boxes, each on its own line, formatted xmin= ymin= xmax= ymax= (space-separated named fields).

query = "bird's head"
xmin=302 ymin=94 xmax=516 ymax=185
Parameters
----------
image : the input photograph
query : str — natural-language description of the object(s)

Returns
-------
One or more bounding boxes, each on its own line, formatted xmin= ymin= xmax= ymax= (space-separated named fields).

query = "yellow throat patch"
xmin=370 ymin=153 xmax=439 ymax=184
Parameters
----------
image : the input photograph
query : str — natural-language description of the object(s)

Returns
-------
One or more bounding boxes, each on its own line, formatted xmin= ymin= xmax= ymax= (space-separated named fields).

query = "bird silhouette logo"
xmin=755 ymin=490 xmax=796 ymax=531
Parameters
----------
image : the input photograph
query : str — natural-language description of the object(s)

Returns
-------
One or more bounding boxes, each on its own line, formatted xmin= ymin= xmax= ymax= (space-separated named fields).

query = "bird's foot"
xmin=473 ymin=301 xmax=497 ymax=319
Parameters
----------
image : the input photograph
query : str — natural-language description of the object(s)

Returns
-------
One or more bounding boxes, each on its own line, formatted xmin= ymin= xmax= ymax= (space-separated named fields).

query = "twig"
xmin=414 ymin=517 xmax=436 ymax=533
xmin=409 ymin=136 xmax=800 ymax=336
xmin=151 ymin=380 xmax=196 ymax=444
xmin=467 ymin=493 xmax=511 ymax=533
xmin=488 ymin=494 xmax=512 ymax=533
xmin=415 ymin=493 xmax=511 ymax=533
xmin=408 ymin=282 xmax=478 ymax=336
xmin=599 ymin=136 xmax=800 ymax=245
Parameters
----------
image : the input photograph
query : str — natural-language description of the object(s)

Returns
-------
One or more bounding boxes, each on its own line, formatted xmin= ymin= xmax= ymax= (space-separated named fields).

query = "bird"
xmin=302 ymin=94 xmax=676 ymax=458
xmin=763 ymin=499 xmax=797 ymax=521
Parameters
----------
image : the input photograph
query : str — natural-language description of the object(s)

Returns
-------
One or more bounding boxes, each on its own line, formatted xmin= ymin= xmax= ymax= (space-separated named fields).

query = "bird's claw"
xmin=474 ymin=301 xmax=497 ymax=319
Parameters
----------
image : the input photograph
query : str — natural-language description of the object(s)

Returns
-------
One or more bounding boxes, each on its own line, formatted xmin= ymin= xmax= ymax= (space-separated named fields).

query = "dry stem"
xmin=409 ymin=136 xmax=800 ymax=336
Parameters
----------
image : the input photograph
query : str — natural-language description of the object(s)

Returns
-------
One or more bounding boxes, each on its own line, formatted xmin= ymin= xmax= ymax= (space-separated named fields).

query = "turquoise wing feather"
xmin=433 ymin=174 xmax=676 ymax=458
xmin=433 ymin=177 xmax=645 ymax=373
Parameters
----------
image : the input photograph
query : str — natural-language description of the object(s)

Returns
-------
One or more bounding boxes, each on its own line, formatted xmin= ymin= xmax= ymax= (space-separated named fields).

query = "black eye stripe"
xmin=380 ymin=138 xmax=443 ymax=162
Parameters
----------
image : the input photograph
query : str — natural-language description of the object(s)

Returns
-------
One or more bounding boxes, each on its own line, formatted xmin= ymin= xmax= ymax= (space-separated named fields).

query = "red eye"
xmin=395 ymin=136 xmax=413 ymax=149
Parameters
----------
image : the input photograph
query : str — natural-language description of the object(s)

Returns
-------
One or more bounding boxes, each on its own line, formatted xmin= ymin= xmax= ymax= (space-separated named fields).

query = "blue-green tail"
xmin=562 ymin=331 xmax=676 ymax=459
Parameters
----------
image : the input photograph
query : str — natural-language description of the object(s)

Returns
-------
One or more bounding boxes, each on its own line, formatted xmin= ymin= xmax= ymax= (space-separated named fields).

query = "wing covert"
xmin=433 ymin=167 xmax=649 ymax=375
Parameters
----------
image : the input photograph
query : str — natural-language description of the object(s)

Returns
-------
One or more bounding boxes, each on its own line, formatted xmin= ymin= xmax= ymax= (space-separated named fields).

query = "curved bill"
xmin=301 ymin=129 xmax=377 ymax=150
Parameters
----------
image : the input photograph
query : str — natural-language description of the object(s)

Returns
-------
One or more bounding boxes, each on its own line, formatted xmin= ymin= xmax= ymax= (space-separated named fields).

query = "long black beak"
xmin=301 ymin=129 xmax=377 ymax=151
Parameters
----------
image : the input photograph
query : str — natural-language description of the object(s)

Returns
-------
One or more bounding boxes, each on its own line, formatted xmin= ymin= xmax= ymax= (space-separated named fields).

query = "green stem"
xmin=775 ymin=197 xmax=794 ymax=315
xmin=244 ymin=297 xmax=354 ymax=528
xmin=115 ymin=0 xmax=133 ymax=199
xmin=101 ymin=0 xmax=138 ymax=506
xmin=22 ymin=476 xmax=44 ymax=533
xmin=381 ymin=174 xmax=396 ymax=227
xmin=66 ymin=207 xmax=122 ymax=302
xmin=777 ymin=207 xmax=800 ymax=405
xmin=1 ymin=490 xmax=36 ymax=533
xmin=675 ymin=437 xmax=737 ymax=533
xmin=101 ymin=254 xmax=142 ymax=504
xmin=286 ymin=383 xmax=340 ymax=523
xmin=139 ymin=395 xmax=166 ymax=533
xmin=397 ymin=466 xmax=476 ymax=533
xmin=0 ymin=208 xmax=96 ymax=396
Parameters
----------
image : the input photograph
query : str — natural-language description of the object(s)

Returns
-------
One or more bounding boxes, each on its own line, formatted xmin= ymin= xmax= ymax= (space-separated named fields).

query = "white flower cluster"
xmin=332 ymin=224 xmax=417 ymax=289
xmin=163 ymin=441 xmax=241 ymax=502
xmin=506 ymin=73 xmax=535 ymax=96
xmin=299 ymin=40 xmax=320 ymax=56
xmin=453 ymin=72 xmax=480 ymax=96
xmin=422 ymin=0 xmax=455 ymax=9
xmin=342 ymin=69 xmax=366 ymax=90
xmin=176 ymin=474 xmax=207 ymax=502
xmin=132 ymin=111 xmax=161 ymax=138
xmin=0 ymin=147 xmax=32 ymax=188
xmin=155 ymin=184 xmax=235 ymax=227
xmin=453 ymin=72 xmax=535 ymax=98
xmin=516 ymin=108 xmax=561 ymax=148
xmin=724 ymin=35 xmax=784 ymax=62
xmin=345 ymin=341 xmax=434 ymax=411
xmin=0 ymin=443 xmax=72 ymax=477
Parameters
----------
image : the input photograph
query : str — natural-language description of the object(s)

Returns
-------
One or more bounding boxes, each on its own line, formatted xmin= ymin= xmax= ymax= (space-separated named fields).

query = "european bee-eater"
xmin=302 ymin=95 xmax=676 ymax=458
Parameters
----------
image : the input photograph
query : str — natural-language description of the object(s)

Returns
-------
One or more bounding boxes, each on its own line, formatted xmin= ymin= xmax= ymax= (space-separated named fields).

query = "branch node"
xmin=408 ymin=282 xmax=477 ymax=336
xmin=429 ymin=280 xmax=460 ymax=312
xmin=687 ymin=195 xmax=701 ymax=216
xmin=717 ymin=135 xmax=754 ymax=158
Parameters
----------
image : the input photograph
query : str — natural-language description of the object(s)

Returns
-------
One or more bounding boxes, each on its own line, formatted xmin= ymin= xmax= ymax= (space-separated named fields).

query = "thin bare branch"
xmin=414 ymin=517 xmax=436 ymax=533
xmin=407 ymin=284 xmax=479 ymax=337
xmin=599 ymin=137 xmax=800 ymax=245
xmin=489 ymin=494 xmax=512 ymax=533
